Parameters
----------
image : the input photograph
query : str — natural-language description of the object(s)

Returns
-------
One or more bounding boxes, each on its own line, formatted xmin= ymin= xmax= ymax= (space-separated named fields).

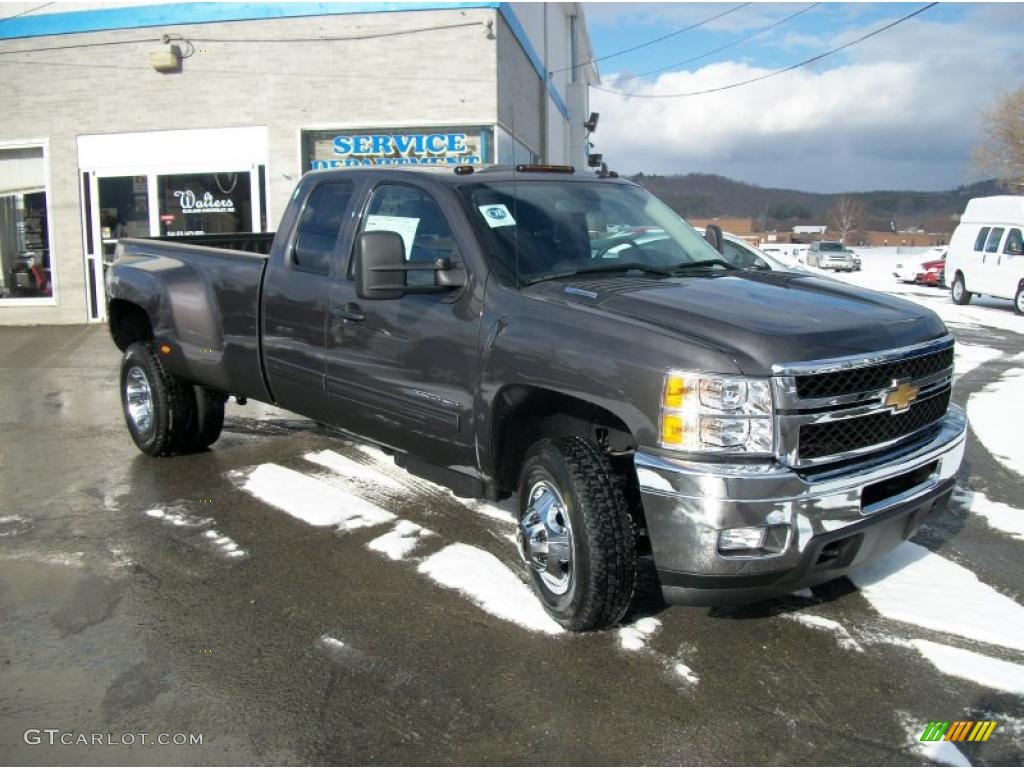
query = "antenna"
xmin=512 ymin=108 xmax=520 ymax=289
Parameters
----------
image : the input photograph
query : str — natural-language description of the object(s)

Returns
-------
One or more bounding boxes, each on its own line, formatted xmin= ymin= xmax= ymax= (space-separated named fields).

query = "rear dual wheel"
xmin=120 ymin=342 xmax=225 ymax=455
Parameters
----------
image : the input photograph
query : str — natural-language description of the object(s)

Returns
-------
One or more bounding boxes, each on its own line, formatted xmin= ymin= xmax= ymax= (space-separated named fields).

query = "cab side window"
xmin=721 ymin=240 xmax=757 ymax=268
xmin=293 ymin=181 xmax=354 ymax=274
xmin=974 ymin=227 xmax=990 ymax=251
xmin=357 ymin=184 xmax=458 ymax=286
xmin=984 ymin=227 xmax=1005 ymax=254
xmin=1004 ymin=228 xmax=1023 ymax=255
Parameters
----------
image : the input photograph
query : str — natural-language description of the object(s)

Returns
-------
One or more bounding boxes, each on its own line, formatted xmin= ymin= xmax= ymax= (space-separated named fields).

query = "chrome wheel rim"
xmin=1017 ymin=291 xmax=1024 ymax=313
xmin=125 ymin=366 xmax=154 ymax=435
xmin=953 ymin=280 xmax=963 ymax=301
xmin=517 ymin=480 xmax=574 ymax=595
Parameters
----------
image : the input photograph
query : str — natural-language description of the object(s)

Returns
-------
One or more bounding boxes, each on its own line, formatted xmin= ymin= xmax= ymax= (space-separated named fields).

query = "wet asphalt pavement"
xmin=1 ymin=298 xmax=1023 ymax=766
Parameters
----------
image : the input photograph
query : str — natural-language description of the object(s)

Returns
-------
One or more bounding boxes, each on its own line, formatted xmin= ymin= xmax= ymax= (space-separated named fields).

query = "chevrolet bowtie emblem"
xmin=885 ymin=380 xmax=919 ymax=413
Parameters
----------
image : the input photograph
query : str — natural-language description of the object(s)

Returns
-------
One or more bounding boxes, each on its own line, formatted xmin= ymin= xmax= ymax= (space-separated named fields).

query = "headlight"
xmin=660 ymin=371 xmax=774 ymax=454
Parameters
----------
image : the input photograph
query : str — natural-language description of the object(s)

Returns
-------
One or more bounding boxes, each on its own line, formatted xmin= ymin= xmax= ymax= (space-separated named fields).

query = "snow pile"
xmin=241 ymin=463 xmax=396 ymax=530
xmin=367 ymin=520 xmax=433 ymax=560
xmin=967 ymin=369 xmax=1024 ymax=477
xmin=202 ymin=529 xmax=246 ymax=559
xmin=417 ymin=543 xmax=563 ymax=635
xmin=851 ymin=541 xmax=1024 ymax=652
xmin=618 ymin=616 xmax=661 ymax=651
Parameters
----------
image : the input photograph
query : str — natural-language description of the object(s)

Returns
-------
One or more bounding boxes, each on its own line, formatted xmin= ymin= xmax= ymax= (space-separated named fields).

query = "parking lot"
xmin=1 ymin=258 xmax=1023 ymax=766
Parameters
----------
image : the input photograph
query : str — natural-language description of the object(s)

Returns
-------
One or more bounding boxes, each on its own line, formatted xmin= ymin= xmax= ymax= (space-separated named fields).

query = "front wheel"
xmin=1015 ymin=283 xmax=1024 ymax=316
xmin=951 ymin=273 xmax=972 ymax=305
xmin=516 ymin=437 xmax=636 ymax=631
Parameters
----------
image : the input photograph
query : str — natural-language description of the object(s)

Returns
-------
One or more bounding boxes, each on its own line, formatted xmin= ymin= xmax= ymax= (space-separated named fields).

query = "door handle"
xmin=332 ymin=303 xmax=365 ymax=323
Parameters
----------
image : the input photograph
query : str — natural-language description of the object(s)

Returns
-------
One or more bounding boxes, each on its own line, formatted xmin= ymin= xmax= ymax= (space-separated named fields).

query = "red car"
xmin=915 ymin=249 xmax=947 ymax=287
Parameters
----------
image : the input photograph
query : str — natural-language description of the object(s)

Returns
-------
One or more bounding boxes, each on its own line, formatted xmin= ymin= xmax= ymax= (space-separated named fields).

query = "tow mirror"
xmin=355 ymin=231 xmax=468 ymax=301
xmin=356 ymin=231 xmax=406 ymax=300
xmin=704 ymin=224 xmax=723 ymax=254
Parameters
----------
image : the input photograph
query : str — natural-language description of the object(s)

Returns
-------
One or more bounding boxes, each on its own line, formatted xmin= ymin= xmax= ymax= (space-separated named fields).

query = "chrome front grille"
xmin=794 ymin=346 xmax=954 ymax=399
xmin=773 ymin=336 xmax=955 ymax=467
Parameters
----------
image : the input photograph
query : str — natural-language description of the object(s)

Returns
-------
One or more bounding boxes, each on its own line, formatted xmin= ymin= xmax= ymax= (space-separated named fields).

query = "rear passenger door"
xmin=262 ymin=179 xmax=357 ymax=423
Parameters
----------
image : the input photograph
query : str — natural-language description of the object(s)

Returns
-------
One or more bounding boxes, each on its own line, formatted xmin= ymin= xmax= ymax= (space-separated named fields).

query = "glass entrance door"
xmin=82 ymin=166 xmax=264 ymax=322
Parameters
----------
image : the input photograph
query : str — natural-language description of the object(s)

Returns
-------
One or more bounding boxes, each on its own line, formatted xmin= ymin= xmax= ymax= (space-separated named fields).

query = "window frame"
xmin=290 ymin=178 xmax=356 ymax=276
xmin=347 ymin=181 xmax=462 ymax=281
xmin=0 ymin=138 xmax=57 ymax=307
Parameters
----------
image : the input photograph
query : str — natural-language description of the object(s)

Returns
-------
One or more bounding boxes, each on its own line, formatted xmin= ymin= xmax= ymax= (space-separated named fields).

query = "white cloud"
xmin=589 ymin=5 xmax=1024 ymax=191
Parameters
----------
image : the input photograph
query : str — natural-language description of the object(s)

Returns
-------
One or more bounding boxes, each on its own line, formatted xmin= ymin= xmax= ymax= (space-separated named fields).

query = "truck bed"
xmin=109 ymin=237 xmax=273 ymax=402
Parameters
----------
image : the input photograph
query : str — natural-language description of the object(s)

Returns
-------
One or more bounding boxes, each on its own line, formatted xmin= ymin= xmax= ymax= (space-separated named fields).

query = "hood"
xmin=537 ymin=271 xmax=947 ymax=374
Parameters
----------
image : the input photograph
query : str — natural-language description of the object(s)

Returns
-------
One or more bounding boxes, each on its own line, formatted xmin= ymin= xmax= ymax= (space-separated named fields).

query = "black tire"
xmin=187 ymin=386 xmax=227 ymax=451
xmin=120 ymin=342 xmax=196 ymax=456
xmin=1015 ymin=283 xmax=1024 ymax=316
xmin=951 ymin=272 xmax=972 ymax=305
xmin=517 ymin=437 xmax=636 ymax=631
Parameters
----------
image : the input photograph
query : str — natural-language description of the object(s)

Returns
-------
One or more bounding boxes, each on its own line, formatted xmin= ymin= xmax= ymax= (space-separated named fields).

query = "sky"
xmin=584 ymin=2 xmax=1024 ymax=193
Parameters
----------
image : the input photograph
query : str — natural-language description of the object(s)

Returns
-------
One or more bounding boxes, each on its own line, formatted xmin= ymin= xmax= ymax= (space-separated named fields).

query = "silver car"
xmin=806 ymin=241 xmax=857 ymax=271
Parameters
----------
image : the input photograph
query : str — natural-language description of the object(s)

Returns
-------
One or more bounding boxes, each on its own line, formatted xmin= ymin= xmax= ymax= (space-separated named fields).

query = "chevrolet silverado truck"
xmin=106 ymin=165 xmax=967 ymax=631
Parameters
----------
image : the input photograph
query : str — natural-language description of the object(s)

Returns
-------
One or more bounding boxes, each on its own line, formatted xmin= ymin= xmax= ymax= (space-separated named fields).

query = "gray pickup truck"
xmin=106 ymin=165 xmax=966 ymax=631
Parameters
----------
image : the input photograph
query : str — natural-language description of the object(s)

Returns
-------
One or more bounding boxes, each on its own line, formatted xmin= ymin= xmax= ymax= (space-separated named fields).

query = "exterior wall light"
xmin=150 ymin=44 xmax=182 ymax=73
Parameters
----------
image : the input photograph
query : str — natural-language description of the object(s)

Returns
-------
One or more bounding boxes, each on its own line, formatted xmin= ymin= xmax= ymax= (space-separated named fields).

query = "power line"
xmin=616 ymin=3 xmax=820 ymax=84
xmin=593 ymin=2 xmax=937 ymax=99
xmin=0 ymin=2 xmax=54 ymax=25
xmin=0 ymin=19 xmax=481 ymax=56
xmin=549 ymin=3 xmax=750 ymax=76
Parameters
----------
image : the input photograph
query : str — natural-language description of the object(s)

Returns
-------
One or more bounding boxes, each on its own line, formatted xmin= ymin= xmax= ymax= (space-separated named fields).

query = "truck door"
xmin=262 ymin=179 xmax=357 ymax=423
xmin=997 ymin=228 xmax=1023 ymax=300
xmin=324 ymin=180 xmax=479 ymax=470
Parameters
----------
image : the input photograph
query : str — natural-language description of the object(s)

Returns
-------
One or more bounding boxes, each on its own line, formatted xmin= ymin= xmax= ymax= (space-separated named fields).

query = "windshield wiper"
xmin=668 ymin=259 xmax=734 ymax=272
xmin=525 ymin=262 xmax=677 ymax=285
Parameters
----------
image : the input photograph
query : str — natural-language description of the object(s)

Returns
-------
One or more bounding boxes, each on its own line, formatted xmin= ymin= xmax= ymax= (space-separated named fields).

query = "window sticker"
xmin=364 ymin=214 xmax=420 ymax=259
xmin=478 ymin=204 xmax=516 ymax=228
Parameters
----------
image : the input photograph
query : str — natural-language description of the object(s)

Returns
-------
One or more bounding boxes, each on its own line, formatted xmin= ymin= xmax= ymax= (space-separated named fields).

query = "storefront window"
xmin=0 ymin=146 xmax=52 ymax=300
xmin=157 ymin=172 xmax=252 ymax=236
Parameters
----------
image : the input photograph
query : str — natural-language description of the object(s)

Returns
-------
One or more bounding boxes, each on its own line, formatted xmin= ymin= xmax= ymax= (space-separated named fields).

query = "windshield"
xmin=458 ymin=180 xmax=728 ymax=284
xmin=818 ymin=242 xmax=846 ymax=252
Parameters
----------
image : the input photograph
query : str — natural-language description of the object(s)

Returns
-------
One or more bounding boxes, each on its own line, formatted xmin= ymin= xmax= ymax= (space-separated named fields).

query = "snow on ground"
xmin=304 ymin=449 xmax=405 ymax=490
xmin=967 ymin=369 xmax=1024 ymax=477
xmin=900 ymin=713 xmax=972 ymax=767
xmin=618 ymin=616 xmax=661 ymax=651
xmin=783 ymin=613 xmax=864 ymax=652
xmin=954 ymin=343 xmax=1003 ymax=380
xmin=850 ymin=541 xmax=1024 ymax=652
xmin=820 ymin=248 xmax=1024 ymax=335
xmin=953 ymin=486 xmax=1024 ymax=542
xmin=910 ymin=639 xmax=1024 ymax=696
xmin=671 ymin=661 xmax=700 ymax=686
xmin=202 ymin=529 xmax=247 ymax=559
xmin=240 ymin=463 xmax=396 ymax=530
xmin=367 ymin=519 xmax=433 ymax=560
xmin=417 ymin=543 xmax=563 ymax=635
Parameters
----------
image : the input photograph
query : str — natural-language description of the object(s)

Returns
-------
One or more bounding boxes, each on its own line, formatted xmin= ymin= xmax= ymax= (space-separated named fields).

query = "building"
xmin=0 ymin=2 xmax=598 ymax=325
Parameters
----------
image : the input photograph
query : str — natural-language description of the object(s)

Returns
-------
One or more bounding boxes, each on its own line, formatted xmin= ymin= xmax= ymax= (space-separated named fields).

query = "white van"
xmin=946 ymin=196 xmax=1024 ymax=314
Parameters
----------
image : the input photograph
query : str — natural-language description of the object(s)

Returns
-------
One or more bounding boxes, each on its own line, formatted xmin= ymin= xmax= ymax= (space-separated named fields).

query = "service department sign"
xmin=303 ymin=126 xmax=493 ymax=170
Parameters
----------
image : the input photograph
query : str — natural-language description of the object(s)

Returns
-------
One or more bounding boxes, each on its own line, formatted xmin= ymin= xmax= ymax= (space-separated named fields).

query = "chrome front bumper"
xmin=636 ymin=405 xmax=967 ymax=605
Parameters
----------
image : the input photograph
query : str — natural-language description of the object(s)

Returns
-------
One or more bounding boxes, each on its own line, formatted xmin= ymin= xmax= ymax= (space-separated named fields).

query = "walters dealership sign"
xmin=303 ymin=126 xmax=493 ymax=169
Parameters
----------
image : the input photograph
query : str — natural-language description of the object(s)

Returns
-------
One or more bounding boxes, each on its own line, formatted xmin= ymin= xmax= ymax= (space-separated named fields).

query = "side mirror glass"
xmin=704 ymin=224 xmax=723 ymax=254
xmin=355 ymin=231 xmax=406 ymax=300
